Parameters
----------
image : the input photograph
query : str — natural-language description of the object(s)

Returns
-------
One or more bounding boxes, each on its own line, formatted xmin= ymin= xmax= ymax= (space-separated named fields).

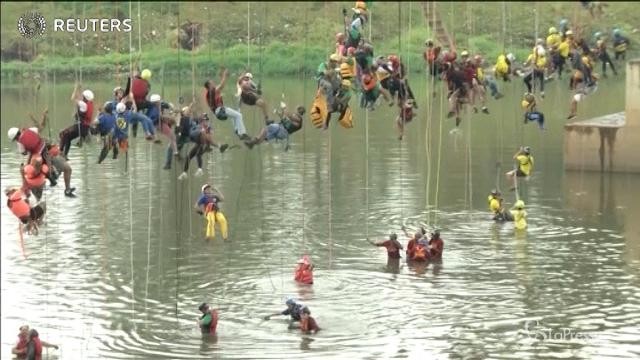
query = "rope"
xmin=247 ymin=2 xmax=251 ymax=69
xmin=127 ymin=0 xmax=136 ymax=331
xmin=301 ymin=2 xmax=308 ymax=253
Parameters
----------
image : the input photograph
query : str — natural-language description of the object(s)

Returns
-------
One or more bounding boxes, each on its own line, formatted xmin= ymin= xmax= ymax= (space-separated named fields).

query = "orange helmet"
xmin=354 ymin=1 xmax=367 ymax=11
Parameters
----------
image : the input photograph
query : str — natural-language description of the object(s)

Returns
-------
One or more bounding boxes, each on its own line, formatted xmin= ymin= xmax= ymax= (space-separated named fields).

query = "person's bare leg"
xmin=396 ymin=116 xmax=404 ymax=140
xmin=63 ymin=163 xmax=72 ymax=191
xmin=256 ymin=99 xmax=270 ymax=120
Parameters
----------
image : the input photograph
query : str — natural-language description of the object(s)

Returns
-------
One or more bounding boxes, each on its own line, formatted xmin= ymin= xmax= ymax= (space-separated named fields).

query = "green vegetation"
xmin=1 ymin=1 xmax=638 ymax=80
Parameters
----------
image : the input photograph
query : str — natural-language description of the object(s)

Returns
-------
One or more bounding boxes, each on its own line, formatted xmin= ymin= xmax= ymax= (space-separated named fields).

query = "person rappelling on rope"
xmin=474 ymin=55 xmax=503 ymax=100
xmin=506 ymin=146 xmax=534 ymax=191
xmin=237 ymin=72 xmax=271 ymax=124
xmin=612 ymin=28 xmax=630 ymax=61
xmin=388 ymin=55 xmax=417 ymax=108
xmin=593 ymin=32 xmax=617 ymax=78
xmin=316 ymin=54 xmax=342 ymax=108
xmin=96 ymin=102 xmax=117 ymax=164
xmin=294 ymin=255 xmax=314 ymax=285
xmin=20 ymin=154 xmax=48 ymax=202
xmin=488 ymin=189 xmax=514 ymax=222
xmin=523 ymin=41 xmax=548 ymax=98
xmin=510 ymin=200 xmax=528 ymax=230
xmin=335 ymin=32 xmax=347 ymax=57
xmin=396 ymin=99 xmax=416 ymax=140
xmin=8 ymin=111 xmax=76 ymax=197
xmin=244 ymin=103 xmax=304 ymax=151
xmin=178 ymin=113 xmax=229 ymax=181
xmin=204 ymin=67 xmax=251 ymax=141
xmin=343 ymin=2 xmax=368 ymax=49
xmin=147 ymin=94 xmax=178 ymax=156
xmin=197 ymin=303 xmax=219 ymax=336
xmin=494 ymin=52 xmax=515 ymax=82
xmin=59 ymin=84 xmax=94 ymax=157
xmin=111 ymin=102 xmax=130 ymax=161
xmin=128 ymin=66 xmax=153 ymax=137
xmin=461 ymin=52 xmax=490 ymax=114
xmin=166 ymin=104 xmax=195 ymax=169
xmin=5 ymin=187 xmax=46 ymax=235
xmin=368 ymin=233 xmax=403 ymax=259
xmin=442 ymin=61 xmax=467 ymax=130
xmin=567 ymin=52 xmax=599 ymax=121
xmin=521 ymin=93 xmax=545 ymax=130
xmin=424 ymin=39 xmax=442 ymax=82
xmin=327 ymin=79 xmax=354 ymax=129
xmin=195 ymin=183 xmax=228 ymax=241
xmin=264 ymin=298 xmax=307 ymax=322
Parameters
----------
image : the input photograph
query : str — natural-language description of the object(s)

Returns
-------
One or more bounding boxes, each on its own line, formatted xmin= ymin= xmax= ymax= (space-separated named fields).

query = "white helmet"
xmin=78 ymin=100 xmax=88 ymax=112
xmin=116 ymin=102 xmax=126 ymax=113
xmin=7 ymin=127 xmax=19 ymax=141
xmin=82 ymin=89 xmax=94 ymax=101
xmin=150 ymin=94 xmax=161 ymax=102
xmin=506 ymin=53 xmax=516 ymax=62
xmin=245 ymin=72 xmax=253 ymax=79
xmin=536 ymin=47 xmax=546 ymax=57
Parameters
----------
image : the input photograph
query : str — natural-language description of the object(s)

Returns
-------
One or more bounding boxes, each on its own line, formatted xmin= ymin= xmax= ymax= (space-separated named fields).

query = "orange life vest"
xmin=412 ymin=244 xmax=429 ymax=262
xmin=7 ymin=190 xmax=31 ymax=220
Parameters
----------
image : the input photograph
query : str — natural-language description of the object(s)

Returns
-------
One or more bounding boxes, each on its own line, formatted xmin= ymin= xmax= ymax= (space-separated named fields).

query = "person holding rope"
xmin=237 ymin=72 xmax=271 ymax=124
xmin=506 ymin=146 xmax=534 ymax=191
xmin=5 ymin=187 xmax=46 ymax=235
xmin=178 ymin=113 xmax=229 ymax=180
xmin=194 ymin=184 xmax=228 ymax=241
xmin=59 ymin=84 xmax=94 ymax=158
xmin=204 ymin=67 xmax=251 ymax=141
xmin=244 ymin=103 xmax=304 ymax=151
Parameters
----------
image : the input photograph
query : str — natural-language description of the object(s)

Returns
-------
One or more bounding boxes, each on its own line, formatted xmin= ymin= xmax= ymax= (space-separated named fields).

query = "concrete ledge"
xmin=565 ymin=112 xmax=625 ymax=129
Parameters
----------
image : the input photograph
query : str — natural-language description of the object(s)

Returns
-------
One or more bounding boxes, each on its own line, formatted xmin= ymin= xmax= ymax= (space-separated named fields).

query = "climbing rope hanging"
xmin=127 ymin=0 xmax=136 ymax=331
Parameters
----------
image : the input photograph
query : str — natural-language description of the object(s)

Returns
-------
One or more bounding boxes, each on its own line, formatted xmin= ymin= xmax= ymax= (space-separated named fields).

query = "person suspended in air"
xmin=506 ymin=146 xmax=534 ymax=190
xmin=354 ymin=42 xmax=376 ymax=78
xmin=396 ymin=99 xmax=416 ymax=140
xmin=264 ymin=298 xmax=306 ymax=322
xmin=59 ymin=84 xmax=94 ymax=156
xmin=294 ymin=255 xmax=314 ymax=285
xmin=197 ymin=303 xmax=219 ymax=336
xmin=8 ymin=110 xmax=76 ymax=197
xmin=110 ymin=102 xmax=131 ymax=162
xmin=289 ymin=306 xmax=320 ymax=334
xmin=343 ymin=3 xmax=368 ymax=49
xmin=442 ymin=62 xmax=468 ymax=130
xmin=494 ymin=52 xmax=515 ymax=82
xmin=523 ymin=41 xmax=547 ymax=98
xmin=20 ymin=155 xmax=49 ymax=202
xmin=127 ymin=67 xmax=153 ymax=137
xmin=146 ymin=94 xmax=179 ymax=167
xmin=521 ymin=93 xmax=545 ymax=130
xmin=488 ymin=189 xmax=514 ymax=222
xmin=360 ymin=73 xmax=394 ymax=111
xmin=5 ymin=187 xmax=46 ymax=235
xmin=390 ymin=54 xmax=417 ymax=107
xmin=195 ymin=184 xmax=228 ymax=241
xmin=236 ymin=72 xmax=271 ymax=125
xmin=593 ymin=32 xmax=617 ymax=77
xmin=244 ymin=104 xmax=304 ymax=151
xmin=96 ymin=102 xmax=117 ymax=164
xmin=567 ymin=52 xmax=599 ymax=121
xmin=554 ymin=30 xmax=574 ymax=80
xmin=559 ymin=19 xmax=570 ymax=38
xmin=204 ymin=68 xmax=251 ymax=141
xmin=428 ymin=229 xmax=444 ymax=259
xmin=335 ymin=32 xmax=347 ymax=57
xmin=316 ymin=54 xmax=342 ymax=110
xmin=473 ymin=54 xmax=502 ymax=101
xmin=167 ymin=104 xmax=195 ymax=169
xmin=459 ymin=51 xmax=489 ymax=113
xmin=612 ymin=28 xmax=630 ymax=61
xmin=178 ymin=113 xmax=229 ymax=181
xmin=326 ymin=80 xmax=354 ymax=129
xmin=510 ymin=200 xmax=528 ymax=230
xmin=569 ymin=47 xmax=596 ymax=90
xmin=368 ymin=233 xmax=403 ymax=259
xmin=424 ymin=39 xmax=442 ymax=81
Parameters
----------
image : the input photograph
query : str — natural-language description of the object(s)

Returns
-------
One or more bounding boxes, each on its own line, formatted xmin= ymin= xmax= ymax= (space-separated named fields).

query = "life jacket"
xmin=400 ymin=107 xmax=413 ymax=122
xmin=340 ymin=62 xmax=354 ymax=79
xmin=17 ymin=129 xmax=45 ymax=155
xmin=294 ymin=264 xmax=314 ymax=284
xmin=204 ymin=200 xmax=219 ymax=214
xmin=362 ymin=74 xmax=377 ymax=91
xmin=200 ymin=310 xmax=219 ymax=334
xmin=29 ymin=336 xmax=43 ymax=360
xmin=206 ymin=88 xmax=224 ymax=111
xmin=338 ymin=106 xmax=353 ymax=129
xmin=425 ymin=48 xmax=439 ymax=64
xmin=412 ymin=244 xmax=429 ymax=262
xmin=79 ymin=100 xmax=95 ymax=127
xmin=48 ymin=144 xmax=61 ymax=157
xmin=23 ymin=163 xmax=49 ymax=188
xmin=7 ymin=190 xmax=30 ymax=220
xmin=310 ymin=90 xmax=329 ymax=128
xmin=131 ymin=77 xmax=149 ymax=105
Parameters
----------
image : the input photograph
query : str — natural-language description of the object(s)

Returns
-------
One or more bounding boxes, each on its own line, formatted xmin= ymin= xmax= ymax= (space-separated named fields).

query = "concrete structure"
xmin=564 ymin=59 xmax=640 ymax=173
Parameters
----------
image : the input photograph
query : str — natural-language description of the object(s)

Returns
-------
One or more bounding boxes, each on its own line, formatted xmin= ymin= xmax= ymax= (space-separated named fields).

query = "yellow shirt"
xmin=558 ymin=40 xmax=571 ymax=58
xmin=527 ymin=53 xmax=547 ymax=70
xmin=517 ymin=154 xmax=534 ymax=176
xmin=488 ymin=196 xmax=501 ymax=214
xmin=511 ymin=209 xmax=527 ymax=230
xmin=546 ymin=34 xmax=561 ymax=49
xmin=495 ymin=54 xmax=509 ymax=75
xmin=476 ymin=67 xmax=485 ymax=82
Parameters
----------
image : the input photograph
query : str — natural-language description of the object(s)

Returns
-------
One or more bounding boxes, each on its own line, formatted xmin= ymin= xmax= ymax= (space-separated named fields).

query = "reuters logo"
xmin=17 ymin=11 xmax=46 ymax=39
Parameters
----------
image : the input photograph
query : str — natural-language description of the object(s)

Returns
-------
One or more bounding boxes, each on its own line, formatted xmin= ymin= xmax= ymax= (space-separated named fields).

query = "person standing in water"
xmin=197 ymin=303 xmax=219 ymax=336
xmin=264 ymin=298 xmax=306 ymax=322
xmin=368 ymin=233 xmax=403 ymax=259
xmin=289 ymin=307 xmax=320 ymax=334
xmin=510 ymin=200 xmax=528 ymax=230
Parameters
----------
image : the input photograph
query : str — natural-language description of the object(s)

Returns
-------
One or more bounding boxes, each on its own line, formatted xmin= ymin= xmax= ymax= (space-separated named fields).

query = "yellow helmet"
xmin=514 ymin=200 xmax=525 ymax=209
xmin=341 ymin=79 xmax=352 ymax=87
xmin=521 ymin=100 xmax=530 ymax=109
xmin=355 ymin=1 xmax=367 ymax=11
xmin=330 ymin=53 xmax=341 ymax=62
xmin=141 ymin=69 xmax=152 ymax=80
xmin=548 ymin=27 xmax=557 ymax=35
xmin=461 ymin=50 xmax=469 ymax=57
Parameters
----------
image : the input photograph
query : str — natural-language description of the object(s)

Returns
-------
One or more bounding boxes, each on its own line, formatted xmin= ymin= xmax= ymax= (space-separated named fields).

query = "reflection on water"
xmin=1 ymin=75 xmax=640 ymax=359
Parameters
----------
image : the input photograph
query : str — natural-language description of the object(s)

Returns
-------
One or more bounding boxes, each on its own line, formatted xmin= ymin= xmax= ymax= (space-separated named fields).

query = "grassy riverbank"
xmin=1 ymin=1 xmax=638 ymax=80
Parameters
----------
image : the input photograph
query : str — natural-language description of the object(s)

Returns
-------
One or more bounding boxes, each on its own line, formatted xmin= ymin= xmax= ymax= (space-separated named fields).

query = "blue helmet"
xmin=285 ymin=298 xmax=296 ymax=306
xmin=613 ymin=28 xmax=621 ymax=36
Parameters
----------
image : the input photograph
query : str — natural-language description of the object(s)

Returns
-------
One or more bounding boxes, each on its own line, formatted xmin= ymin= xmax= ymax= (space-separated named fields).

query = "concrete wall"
xmin=564 ymin=60 xmax=640 ymax=173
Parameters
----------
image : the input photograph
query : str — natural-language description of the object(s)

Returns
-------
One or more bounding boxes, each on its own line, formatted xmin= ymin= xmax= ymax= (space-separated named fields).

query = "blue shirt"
xmin=97 ymin=113 xmax=116 ymax=135
xmin=282 ymin=303 xmax=304 ymax=321
xmin=197 ymin=193 xmax=221 ymax=211
xmin=146 ymin=104 xmax=160 ymax=125
xmin=114 ymin=112 xmax=130 ymax=139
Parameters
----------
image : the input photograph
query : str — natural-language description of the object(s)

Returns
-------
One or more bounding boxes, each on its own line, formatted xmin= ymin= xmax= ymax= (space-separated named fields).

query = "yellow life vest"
xmin=546 ymin=34 xmax=561 ymax=49
xmin=340 ymin=62 xmax=354 ymax=80
xmin=310 ymin=89 xmax=329 ymax=129
xmin=338 ymin=106 xmax=354 ymax=129
xmin=488 ymin=196 xmax=500 ymax=214
xmin=495 ymin=54 xmax=509 ymax=75
xmin=517 ymin=154 xmax=534 ymax=176
xmin=558 ymin=40 xmax=571 ymax=58
xmin=511 ymin=209 xmax=527 ymax=230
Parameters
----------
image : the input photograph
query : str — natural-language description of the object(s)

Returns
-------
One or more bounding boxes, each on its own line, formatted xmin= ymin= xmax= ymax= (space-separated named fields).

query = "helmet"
xmin=425 ymin=38 xmax=434 ymax=46
xmin=355 ymin=1 xmax=367 ymax=11
xmin=594 ymin=31 xmax=602 ymax=39
xmin=330 ymin=53 xmax=341 ymax=62
xmin=560 ymin=19 xmax=568 ymax=26
xmin=461 ymin=50 xmax=469 ymax=57
xmin=7 ymin=127 xmax=19 ymax=141
xmin=113 ymin=86 xmax=123 ymax=94
xmin=523 ymin=146 xmax=531 ymax=154
xmin=390 ymin=233 xmax=398 ymax=240
xmin=613 ymin=28 xmax=621 ymax=36
xmin=116 ymin=102 xmax=126 ymax=113
xmin=336 ymin=32 xmax=345 ymax=41
xmin=536 ymin=47 xmax=546 ymax=57
xmin=198 ymin=303 xmax=209 ymax=312
xmin=514 ymin=200 xmax=525 ymax=209
xmin=341 ymin=79 xmax=352 ymax=87
xmin=548 ymin=27 xmax=557 ymax=35
xmin=388 ymin=54 xmax=399 ymax=64
xmin=104 ymin=101 xmax=114 ymax=113
xmin=285 ymin=298 xmax=296 ymax=306
xmin=491 ymin=189 xmax=499 ymax=195
xmin=141 ymin=69 xmax=152 ymax=80
xmin=150 ymin=94 xmax=161 ymax=102
xmin=432 ymin=229 xmax=441 ymax=237
xmin=506 ymin=53 xmax=515 ymax=62
xmin=473 ymin=55 xmax=482 ymax=63
xmin=245 ymin=72 xmax=253 ymax=79
xmin=565 ymin=30 xmax=574 ymax=36
xmin=82 ymin=89 xmax=94 ymax=101
xmin=201 ymin=184 xmax=211 ymax=193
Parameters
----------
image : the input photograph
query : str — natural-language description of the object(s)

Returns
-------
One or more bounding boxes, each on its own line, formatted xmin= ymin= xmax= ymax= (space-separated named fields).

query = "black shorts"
xmin=30 ymin=205 xmax=45 ymax=221
xmin=516 ymin=168 xmax=527 ymax=177
xmin=241 ymin=92 xmax=258 ymax=106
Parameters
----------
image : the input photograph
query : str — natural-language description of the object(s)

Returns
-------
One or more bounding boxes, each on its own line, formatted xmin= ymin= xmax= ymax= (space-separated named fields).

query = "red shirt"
xmin=131 ymin=77 xmax=149 ymax=105
xmin=17 ymin=129 xmax=45 ymax=155
xmin=14 ymin=334 xmax=28 ymax=358
xmin=301 ymin=316 xmax=320 ymax=333
xmin=380 ymin=239 xmax=402 ymax=259
xmin=406 ymin=238 xmax=417 ymax=258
